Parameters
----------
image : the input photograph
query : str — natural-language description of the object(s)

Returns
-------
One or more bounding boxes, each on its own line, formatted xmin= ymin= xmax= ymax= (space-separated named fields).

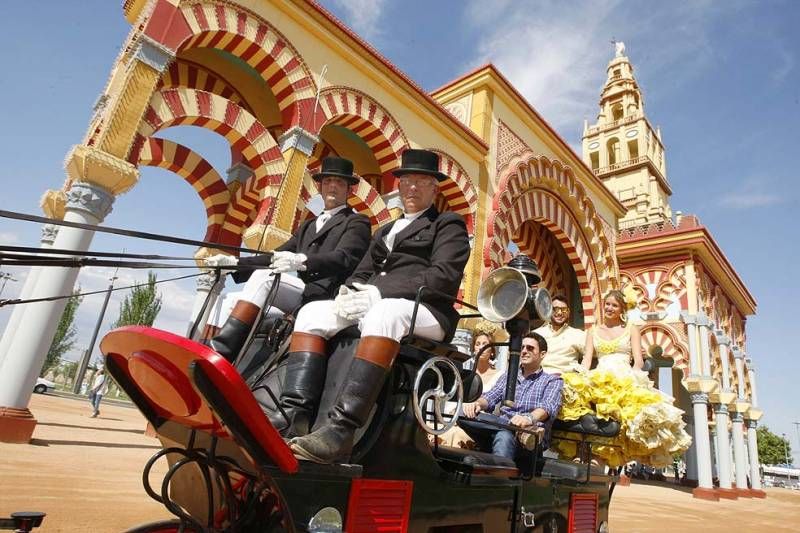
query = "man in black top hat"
xmin=203 ymin=157 xmax=371 ymax=362
xmin=279 ymin=148 xmax=471 ymax=463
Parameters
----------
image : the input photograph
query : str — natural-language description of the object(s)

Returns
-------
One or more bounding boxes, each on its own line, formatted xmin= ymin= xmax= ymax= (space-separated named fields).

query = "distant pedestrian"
xmin=89 ymin=369 xmax=109 ymax=418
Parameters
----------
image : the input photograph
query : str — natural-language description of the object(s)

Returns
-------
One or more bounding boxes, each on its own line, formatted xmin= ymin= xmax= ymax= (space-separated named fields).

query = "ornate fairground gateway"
xmin=0 ymin=0 xmax=765 ymax=528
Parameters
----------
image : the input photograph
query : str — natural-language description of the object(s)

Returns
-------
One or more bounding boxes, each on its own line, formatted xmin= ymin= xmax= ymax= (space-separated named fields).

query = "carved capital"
xmin=39 ymin=189 xmax=66 ymax=220
xmin=225 ymin=162 xmax=254 ymax=185
xmin=690 ymin=391 xmax=709 ymax=404
xmin=242 ymin=224 xmax=291 ymax=252
xmin=40 ymin=224 xmax=59 ymax=245
xmin=713 ymin=403 xmax=729 ymax=415
xmin=714 ymin=331 xmax=731 ymax=346
xmin=746 ymin=419 xmax=758 ymax=430
xmin=731 ymin=346 xmax=744 ymax=360
xmin=196 ymin=271 xmax=224 ymax=293
xmin=731 ymin=412 xmax=745 ymax=423
xmin=451 ymin=328 xmax=473 ymax=356
xmin=278 ymin=126 xmax=319 ymax=156
xmin=65 ymin=182 xmax=114 ymax=222
xmin=680 ymin=311 xmax=697 ymax=325
xmin=65 ymin=145 xmax=139 ymax=195
xmin=132 ymin=34 xmax=174 ymax=73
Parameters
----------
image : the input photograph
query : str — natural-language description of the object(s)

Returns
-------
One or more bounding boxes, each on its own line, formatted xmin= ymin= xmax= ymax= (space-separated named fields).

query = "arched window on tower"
xmin=589 ymin=151 xmax=599 ymax=171
xmin=612 ymin=103 xmax=624 ymax=121
xmin=607 ymin=138 xmax=620 ymax=166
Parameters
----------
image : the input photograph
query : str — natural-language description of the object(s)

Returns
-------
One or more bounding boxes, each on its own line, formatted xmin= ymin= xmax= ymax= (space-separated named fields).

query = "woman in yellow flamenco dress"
xmin=555 ymin=289 xmax=692 ymax=467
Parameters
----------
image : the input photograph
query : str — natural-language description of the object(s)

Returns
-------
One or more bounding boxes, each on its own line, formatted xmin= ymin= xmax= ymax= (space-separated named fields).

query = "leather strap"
xmin=289 ymin=332 xmax=327 ymax=354
xmin=355 ymin=336 xmax=400 ymax=369
xmin=229 ymin=300 xmax=260 ymax=325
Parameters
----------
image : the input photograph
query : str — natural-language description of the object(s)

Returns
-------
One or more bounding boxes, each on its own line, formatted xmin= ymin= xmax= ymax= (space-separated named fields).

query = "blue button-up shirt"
xmin=483 ymin=368 xmax=563 ymax=448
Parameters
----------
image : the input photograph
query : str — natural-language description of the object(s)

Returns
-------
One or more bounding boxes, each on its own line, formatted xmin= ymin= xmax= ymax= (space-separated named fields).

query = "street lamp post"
xmin=783 ymin=433 xmax=792 ymax=488
xmin=72 ymin=273 xmax=117 ymax=394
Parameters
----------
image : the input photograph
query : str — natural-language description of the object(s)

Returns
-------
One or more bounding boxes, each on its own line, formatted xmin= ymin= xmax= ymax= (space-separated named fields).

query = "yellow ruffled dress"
xmin=555 ymin=326 xmax=691 ymax=467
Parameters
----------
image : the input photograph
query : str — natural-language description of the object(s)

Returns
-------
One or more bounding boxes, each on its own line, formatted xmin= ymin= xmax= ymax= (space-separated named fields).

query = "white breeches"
xmin=208 ymin=269 xmax=305 ymax=326
xmin=293 ymin=298 xmax=445 ymax=342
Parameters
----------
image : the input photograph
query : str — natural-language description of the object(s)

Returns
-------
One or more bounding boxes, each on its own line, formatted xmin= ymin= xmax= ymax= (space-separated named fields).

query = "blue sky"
xmin=0 ymin=1 xmax=798 ymax=458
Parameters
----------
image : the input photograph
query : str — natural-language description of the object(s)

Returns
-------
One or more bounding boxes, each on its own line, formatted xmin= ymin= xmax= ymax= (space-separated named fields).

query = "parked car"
xmin=33 ymin=377 xmax=55 ymax=394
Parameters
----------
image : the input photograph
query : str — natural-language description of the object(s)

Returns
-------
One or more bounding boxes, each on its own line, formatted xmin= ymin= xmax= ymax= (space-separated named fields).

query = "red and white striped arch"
xmin=486 ymin=155 xmax=617 ymax=325
xmin=137 ymin=137 xmax=229 ymax=242
xmin=488 ymin=189 xmax=598 ymax=323
xmin=131 ymin=87 xmax=285 ymax=247
xmin=175 ymin=2 xmax=316 ymax=128
xmin=429 ymin=149 xmax=478 ymax=232
xmin=316 ymin=87 xmax=409 ymax=188
xmin=159 ymin=60 xmax=252 ymax=114
xmin=514 ymin=221 xmax=567 ymax=299
xmin=640 ymin=324 xmax=690 ymax=377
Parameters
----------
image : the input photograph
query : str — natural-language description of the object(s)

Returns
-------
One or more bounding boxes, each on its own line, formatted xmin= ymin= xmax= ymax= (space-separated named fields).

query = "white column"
xmin=733 ymin=347 xmax=747 ymax=399
xmin=746 ymin=419 xmax=762 ymax=490
xmin=187 ymin=272 xmax=224 ymax=340
xmin=682 ymin=312 xmax=701 ymax=376
xmin=714 ymin=404 xmax=734 ymax=489
xmin=731 ymin=411 xmax=749 ymax=490
xmin=0 ymin=224 xmax=59 ymax=369
xmin=691 ymin=391 xmax=714 ymax=489
xmin=730 ymin=346 xmax=750 ymax=491
xmin=746 ymin=359 xmax=759 ymax=408
xmin=697 ymin=314 xmax=712 ymax=376
xmin=0 ymin=182 xmax=113 ymax=409
xmin=713 ymin=332 xmax=735 ymax=491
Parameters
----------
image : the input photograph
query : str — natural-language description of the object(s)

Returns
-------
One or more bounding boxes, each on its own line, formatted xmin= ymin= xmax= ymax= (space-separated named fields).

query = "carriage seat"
xmin=552 ymin=414 xmax=620 ymax=438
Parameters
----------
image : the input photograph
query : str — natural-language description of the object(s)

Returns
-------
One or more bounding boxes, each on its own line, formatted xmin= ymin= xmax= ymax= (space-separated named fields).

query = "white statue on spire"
xmin=614 ymin=40 xmax=626 ymax=58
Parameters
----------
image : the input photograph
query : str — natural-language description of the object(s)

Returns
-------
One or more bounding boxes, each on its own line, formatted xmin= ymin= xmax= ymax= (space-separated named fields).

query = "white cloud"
xmin=463 ymin=0 xmax=728 ymax=134
xmin=329 ymin=0 xmax=388 ymax=42
xmin=718 ymin=177 xmax=789 ymax=209
xmin=0 ymin=231 xmax=20 ymax=245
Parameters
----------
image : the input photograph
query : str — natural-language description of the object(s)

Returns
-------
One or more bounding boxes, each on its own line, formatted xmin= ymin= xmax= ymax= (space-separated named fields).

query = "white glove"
xmin=204 ymin=254 xmax=238 ymax=268
xmin=271 ymin=251 xmax=307 ymax=273
xmin=352 ymin=283 xmax=382 ymax=309
xmin=334 ymin=285 xmax=371 ymax=321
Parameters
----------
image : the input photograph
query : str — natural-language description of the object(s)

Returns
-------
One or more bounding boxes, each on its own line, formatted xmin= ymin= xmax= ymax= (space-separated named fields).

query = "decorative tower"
xmin=582 ymin=42 xmax=671 ymax=229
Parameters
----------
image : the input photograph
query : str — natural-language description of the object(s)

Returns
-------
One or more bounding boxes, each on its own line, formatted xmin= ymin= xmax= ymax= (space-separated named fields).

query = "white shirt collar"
xmin=321 ymin=204 xmax=348 ymax=217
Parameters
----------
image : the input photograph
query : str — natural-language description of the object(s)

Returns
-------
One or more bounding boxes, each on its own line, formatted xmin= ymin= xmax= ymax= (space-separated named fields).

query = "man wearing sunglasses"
xmin=534 ymin=295 xmax=585 ymax=374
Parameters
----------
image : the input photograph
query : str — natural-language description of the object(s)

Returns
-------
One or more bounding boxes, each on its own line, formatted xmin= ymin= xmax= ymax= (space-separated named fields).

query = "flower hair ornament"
xmin=472 ymin=319 xmax=499 ymax=340
xmin=621 ymin=284 xmax=638 ymax=310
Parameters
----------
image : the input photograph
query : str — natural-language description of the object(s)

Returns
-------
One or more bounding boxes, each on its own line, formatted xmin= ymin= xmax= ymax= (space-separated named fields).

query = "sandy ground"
xmin=2 ymin=394 xmax=799 ymax=532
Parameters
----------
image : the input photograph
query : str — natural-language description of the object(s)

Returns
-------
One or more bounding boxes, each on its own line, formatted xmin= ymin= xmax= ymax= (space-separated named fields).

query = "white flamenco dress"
xmin=556 ymin=325 xmax=692 ymax=467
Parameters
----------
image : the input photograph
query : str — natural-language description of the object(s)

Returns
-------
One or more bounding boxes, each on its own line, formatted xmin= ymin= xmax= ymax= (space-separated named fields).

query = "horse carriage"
xmin=97 ymin=265 xmax=620 ymax=533
xmin=0 ymin=209 xmax=624 ymax=533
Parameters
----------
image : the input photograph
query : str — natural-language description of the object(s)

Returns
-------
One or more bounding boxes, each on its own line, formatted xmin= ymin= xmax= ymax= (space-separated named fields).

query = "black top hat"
xmin=312 ymin=157 xmax=359 ymax=186
xmin=392 ymin=149 xmax=449 ymax=182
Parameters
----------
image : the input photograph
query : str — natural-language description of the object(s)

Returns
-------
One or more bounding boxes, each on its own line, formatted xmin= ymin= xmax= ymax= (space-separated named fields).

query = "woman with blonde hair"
xmin=556 ymin=287 xmax=691 ymax=467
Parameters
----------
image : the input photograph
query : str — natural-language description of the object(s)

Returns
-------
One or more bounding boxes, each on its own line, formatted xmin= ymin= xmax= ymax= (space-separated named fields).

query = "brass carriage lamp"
xmin=476 ymin=255 xmax=553 ymax=406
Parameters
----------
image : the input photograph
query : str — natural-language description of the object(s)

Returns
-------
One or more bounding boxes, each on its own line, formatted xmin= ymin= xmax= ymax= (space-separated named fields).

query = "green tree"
xmin=757 ymin=425 xmax=793 ymax=465
xmin=112 ymin=272 xmax=162 ymax=328
xmin=44 ymin=289 xmax=83 ymax=375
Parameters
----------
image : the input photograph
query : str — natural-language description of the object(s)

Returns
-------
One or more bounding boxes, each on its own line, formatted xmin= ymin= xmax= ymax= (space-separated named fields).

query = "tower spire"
xmin=582 ymin=44 xmax=672 ymax=229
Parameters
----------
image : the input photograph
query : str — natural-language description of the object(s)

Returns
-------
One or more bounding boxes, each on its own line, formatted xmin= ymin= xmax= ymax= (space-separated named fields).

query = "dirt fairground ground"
xmin=2 ymin=394 xmax=799 ymax=532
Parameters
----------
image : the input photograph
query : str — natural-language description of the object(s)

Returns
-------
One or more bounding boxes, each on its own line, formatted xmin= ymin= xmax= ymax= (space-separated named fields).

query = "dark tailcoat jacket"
xmin=346 ymin=206 xmax=471 ymax=342
xmin=235 ymin=207 xmax=371 ymax=307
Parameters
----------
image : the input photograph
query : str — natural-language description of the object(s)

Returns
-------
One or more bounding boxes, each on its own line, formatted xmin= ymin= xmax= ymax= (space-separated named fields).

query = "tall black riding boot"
xmin=210 ymin=301 xmax=259 ymax=362
xmin=290 ymin=336 xmax=399 ymax=464
xmin=266 ymin=333 xmax=328 ymax=438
